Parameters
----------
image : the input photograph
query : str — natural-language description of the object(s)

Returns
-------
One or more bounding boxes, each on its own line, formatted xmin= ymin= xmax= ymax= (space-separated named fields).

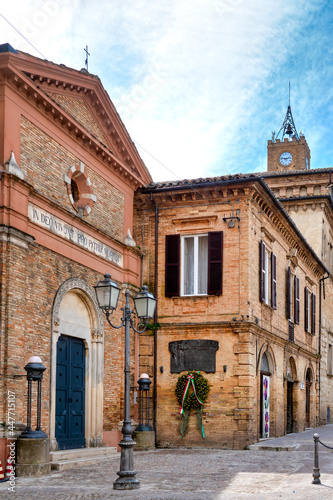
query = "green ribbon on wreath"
xmin=179 ymin=373 xmax=203 ymax=414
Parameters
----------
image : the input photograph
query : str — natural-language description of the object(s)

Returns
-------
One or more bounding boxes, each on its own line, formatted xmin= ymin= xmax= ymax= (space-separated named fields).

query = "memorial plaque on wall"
xmin=169 ymin=340 xmax=219 ymax=373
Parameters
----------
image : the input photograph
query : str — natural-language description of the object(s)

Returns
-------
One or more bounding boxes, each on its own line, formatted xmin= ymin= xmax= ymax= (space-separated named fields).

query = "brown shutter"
xmin=286 ymin=267 xmax=292 ymax=320
xmin=271 ymin=253 xmax=277 ymax=309
xmin=259 ymin=241 xmax=265 ymax=302
xmin=294 ymin=275 xmax=300 ymax=324
xmin=208 ymin=231 xmax=223 ymax=295
xmin=165 ymin=234 xmax=180 ymax=297
xmin=305 ymin=287 xmax=309 ymax=332
xmin=311 ymin=293 xmax=316 ymax=334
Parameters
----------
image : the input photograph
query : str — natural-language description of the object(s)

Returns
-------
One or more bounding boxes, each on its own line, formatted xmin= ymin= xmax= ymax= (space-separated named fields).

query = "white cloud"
xmin=0 ymin=0 xmax=330 ymax=181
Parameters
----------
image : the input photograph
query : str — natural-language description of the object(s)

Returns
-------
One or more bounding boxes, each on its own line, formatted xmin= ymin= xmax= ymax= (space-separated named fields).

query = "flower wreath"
xmin=175 ymin=372 xmax=209 ymax=438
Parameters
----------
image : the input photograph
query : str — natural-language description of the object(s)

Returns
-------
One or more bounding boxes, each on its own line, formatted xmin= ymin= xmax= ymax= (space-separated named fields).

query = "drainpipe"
xmin=319 ymin=273 xmax=329 ymax=424
xmin=150 ymin=193 xmax=159 ymax=445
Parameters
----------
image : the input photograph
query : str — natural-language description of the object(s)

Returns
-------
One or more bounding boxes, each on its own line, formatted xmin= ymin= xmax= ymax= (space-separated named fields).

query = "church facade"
xmin=0 ymin=43 xmax=151 ymax=463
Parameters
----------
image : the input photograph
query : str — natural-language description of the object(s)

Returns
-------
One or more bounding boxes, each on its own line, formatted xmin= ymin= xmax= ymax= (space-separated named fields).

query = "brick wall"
xmin=0 ymin=235 xmax=126 ymax=434
xmin=45 ymin=91 xmax=107 ymax=145
xmin=20 ymin=116 xmax=124 ymax=241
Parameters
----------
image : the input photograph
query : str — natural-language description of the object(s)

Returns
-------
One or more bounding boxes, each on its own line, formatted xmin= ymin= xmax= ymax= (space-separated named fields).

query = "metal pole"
xmin=113 ymin=290 xmax=139 ymax=490
xmin=312 ymin=433 xmax=321 ymax=484
xmin=36 ymin=379 xmax=42 ymax=431
xmin=26 ymin=379 xmax=32 ymax=433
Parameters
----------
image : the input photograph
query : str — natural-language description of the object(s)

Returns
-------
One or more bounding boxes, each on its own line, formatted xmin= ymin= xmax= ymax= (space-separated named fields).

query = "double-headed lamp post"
xmin=94 ymin=274 xmax=157 ymax=490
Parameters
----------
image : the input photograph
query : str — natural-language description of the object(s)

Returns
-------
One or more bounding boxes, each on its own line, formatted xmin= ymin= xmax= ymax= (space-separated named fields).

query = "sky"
xmin=1 ymin=0 xmax=333 ymax=182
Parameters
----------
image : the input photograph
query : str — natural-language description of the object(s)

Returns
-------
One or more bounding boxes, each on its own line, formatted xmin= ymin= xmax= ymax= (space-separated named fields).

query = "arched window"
xmin=260 ymin=352 xmax=270 ymax=373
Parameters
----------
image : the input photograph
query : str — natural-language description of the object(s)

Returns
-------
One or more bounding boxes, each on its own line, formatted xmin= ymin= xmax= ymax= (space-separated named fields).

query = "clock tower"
xmin=267 ymin=105 xmax=311 ymax=173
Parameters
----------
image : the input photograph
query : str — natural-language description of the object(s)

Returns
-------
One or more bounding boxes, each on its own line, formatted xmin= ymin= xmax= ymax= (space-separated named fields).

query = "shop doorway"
xmin=286 ymin=381 xmax=294 ymax=434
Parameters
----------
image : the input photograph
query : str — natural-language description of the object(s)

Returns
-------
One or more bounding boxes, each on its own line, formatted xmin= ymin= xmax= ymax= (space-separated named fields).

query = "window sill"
xmin=327 ymin=373 xmax=333 ymax=379
xmin=177 ymin=294 xmax=209 ymax=299
xmin=260 ymin=301 xmax=275 ymax=311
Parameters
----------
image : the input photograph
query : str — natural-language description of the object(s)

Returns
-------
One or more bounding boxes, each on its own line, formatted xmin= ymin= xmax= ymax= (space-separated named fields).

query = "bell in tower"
xmin=267 ymin=102 xmax=311 ymax=173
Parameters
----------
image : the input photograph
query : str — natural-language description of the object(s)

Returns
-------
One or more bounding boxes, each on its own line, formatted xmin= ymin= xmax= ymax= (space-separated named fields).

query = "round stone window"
xmin=64 ymin=162 xmax=96 ymax=216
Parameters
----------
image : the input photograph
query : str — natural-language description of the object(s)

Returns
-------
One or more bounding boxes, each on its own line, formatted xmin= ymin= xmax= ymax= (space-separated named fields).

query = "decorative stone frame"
xmin=285 ymin=355 xmax=299 ymax=432
xmin=64 ymin=162 xmax=96 ymax=216
xmin=257 ymin=343 xmax=276 ymax=439
xmin=50 ymin=278 xmax=104 ymax=451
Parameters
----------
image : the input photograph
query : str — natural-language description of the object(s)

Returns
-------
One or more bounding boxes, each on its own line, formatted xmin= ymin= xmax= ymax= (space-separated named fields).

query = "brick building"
xmin=0 ymin=43 xmax=151 ymax=463
xmin=134 ymin=105 xmax=332 ymax=449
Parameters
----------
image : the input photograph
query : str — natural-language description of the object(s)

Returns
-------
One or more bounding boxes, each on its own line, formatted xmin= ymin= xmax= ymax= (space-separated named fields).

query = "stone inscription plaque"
xmin=28 ymin=204 xmax=123 ymax=267
xmin=169 ymin=340 xmax=219 ymax=373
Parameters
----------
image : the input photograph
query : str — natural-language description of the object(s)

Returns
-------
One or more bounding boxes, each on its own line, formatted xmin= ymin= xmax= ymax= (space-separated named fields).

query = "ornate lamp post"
xmin=94 ymin=274 xmax=157 ymax=490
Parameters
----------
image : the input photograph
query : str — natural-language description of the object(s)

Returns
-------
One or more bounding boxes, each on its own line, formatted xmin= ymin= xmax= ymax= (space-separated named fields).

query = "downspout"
xmin=319 ymin=273 xmax=329 ymax=424
xmin=150 ymin=193 xmax=159 ymax=445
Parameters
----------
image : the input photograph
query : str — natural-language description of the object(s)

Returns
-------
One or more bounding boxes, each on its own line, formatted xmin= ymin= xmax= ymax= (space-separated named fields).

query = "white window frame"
xmin=181 ymin=234 xmax=208 ymax=296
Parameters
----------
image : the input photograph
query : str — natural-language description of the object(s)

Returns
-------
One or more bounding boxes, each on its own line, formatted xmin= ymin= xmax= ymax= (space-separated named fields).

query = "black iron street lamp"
xmin=94 ymin=274 xmax=157 ymax=490
xmin=136 ymin=373 xmax=152 ymax=432
xmin=21 ymin=356 xmax=47 ymax=439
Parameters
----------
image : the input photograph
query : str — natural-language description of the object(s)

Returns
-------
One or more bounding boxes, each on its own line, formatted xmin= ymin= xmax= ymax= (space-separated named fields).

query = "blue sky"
xmin=1 ymin=0 xmax=333 ymax=182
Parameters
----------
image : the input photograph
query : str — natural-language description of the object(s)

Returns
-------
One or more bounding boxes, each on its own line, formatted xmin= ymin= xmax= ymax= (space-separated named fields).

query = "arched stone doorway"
xmin=286 ymin=356 xmax=297 ymax=434
xmin=50 ymin=278 xmax=104 ymax=451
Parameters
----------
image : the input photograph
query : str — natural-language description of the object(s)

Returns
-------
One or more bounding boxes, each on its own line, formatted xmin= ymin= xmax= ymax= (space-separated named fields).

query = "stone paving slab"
xmin=248 ymin=424 xmax=333 ymax=452
xmin=1 ymin=447 xmax=333 ymax=500
xmin=1 ymin=425 xmax=333 ymax=499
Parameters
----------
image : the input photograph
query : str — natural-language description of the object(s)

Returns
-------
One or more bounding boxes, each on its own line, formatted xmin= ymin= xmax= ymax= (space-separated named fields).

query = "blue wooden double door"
xmin=55 ymin=335 xmax=86 ymax=450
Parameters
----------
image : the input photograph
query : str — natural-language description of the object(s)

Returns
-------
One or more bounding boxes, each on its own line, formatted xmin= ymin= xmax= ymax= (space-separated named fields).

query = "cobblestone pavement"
xmin=1 ymin=426 xmax=333 ymax=500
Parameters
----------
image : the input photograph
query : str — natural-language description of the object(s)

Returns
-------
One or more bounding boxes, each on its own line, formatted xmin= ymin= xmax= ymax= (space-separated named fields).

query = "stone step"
xmin=50 ymin=447 xmax=118 ymax=470
xmin=248 ymin=443 xmax=298 ymax=451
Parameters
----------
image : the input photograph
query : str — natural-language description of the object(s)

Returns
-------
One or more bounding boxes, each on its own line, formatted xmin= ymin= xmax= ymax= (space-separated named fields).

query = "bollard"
xmin=312 ymin=433 xmax=321 ymax=484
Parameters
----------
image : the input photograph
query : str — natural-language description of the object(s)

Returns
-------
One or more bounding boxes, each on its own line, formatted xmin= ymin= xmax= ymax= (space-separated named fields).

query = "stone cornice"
xmin=136 ymin=185 xmax=249 ymax=207
xmin=251 ymin=185 xmax=326 ymax=279
xmin=283 ymin=196 xmax=333 ymax=229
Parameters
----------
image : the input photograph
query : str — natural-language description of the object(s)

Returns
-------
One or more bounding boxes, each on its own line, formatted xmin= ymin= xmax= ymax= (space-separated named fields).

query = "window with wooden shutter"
xmin=259 ymin=241 xmax=266 ymax=302
xmin=271 ymin=253 xmax=277 ymax=309
xmin=286 ymin=267 xmax=292 ymax=321
xmin=311 ymin=293 xmax=316 ymax=334
xmin=208 ymin=231 xmax=223 ymax=295
xmin=294 ymin=276 xmax=300 ymax=324
xmin=305 ymin=287 xmax=310 ymax=332
xmin=165 ymin=234 xmax=180 ymax=297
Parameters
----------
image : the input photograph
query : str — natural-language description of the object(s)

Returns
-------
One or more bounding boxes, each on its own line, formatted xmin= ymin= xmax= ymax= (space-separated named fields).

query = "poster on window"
xmin=262 ymin=375 xmax=270 ymax=438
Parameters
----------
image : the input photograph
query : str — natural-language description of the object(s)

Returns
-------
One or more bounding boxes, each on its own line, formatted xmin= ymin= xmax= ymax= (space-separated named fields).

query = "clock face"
xmin=279 ymin=152 xmax=292 ymax=166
